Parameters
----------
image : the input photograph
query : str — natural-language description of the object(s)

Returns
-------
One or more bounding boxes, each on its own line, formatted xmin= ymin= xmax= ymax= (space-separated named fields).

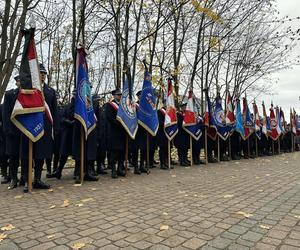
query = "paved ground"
xmin=1 ymin=152 xmax=300 ymax=250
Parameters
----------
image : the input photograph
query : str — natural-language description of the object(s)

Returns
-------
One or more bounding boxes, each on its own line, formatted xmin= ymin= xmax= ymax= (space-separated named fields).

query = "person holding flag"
xmin=231 ymin=98 xmax=244 ymax=160
xmin=116 ymin=78 xmax=139 ymax=174
xmin=160 ymin=78 xmax=178 ymax=169
xmin=242 ymin=96 xmax=255 ymax=158
xmin=72 ymin=45 xmax=98 ymax=183
xmin=10 ymin=27 xmax=57 ymax=193
xmin=137 ymin=65 xmax=159 ymax=172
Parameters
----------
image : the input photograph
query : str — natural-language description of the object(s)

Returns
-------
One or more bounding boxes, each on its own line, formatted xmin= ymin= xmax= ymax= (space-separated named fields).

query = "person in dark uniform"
xmin=94 ymin=95 xmax=108 ymax=175
xmin=72 ymin=88 xmax=99 ymax=183
xmin=2 ymin=75 xmax=21 ymax=189
xmin=230 ymin=131 xmax=242 ymax=160
xmin=46 ymin=92 xmax=63 ymax=178
xmin=48 ymin=94 xmax=75 ymax=179
xmin=174 ymin=102 xmax=190 ymax=166
xmin=105 ymin=89 xmax=126 ymax=178
xmin=20 ymin=64 xmax=58 ymax=192
xmin=0 ymin=104 xmax=10 ymax=184
xmin=156 ymin=101 xmax=169 ymax=170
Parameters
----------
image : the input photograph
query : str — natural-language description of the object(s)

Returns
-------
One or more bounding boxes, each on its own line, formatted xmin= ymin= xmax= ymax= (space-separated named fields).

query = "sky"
xmin=260 ymin=0 xmax=300 ymax=114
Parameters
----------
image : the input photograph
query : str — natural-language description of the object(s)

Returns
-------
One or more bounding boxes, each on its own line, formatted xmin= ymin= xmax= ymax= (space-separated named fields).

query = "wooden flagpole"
xmin=28 ymin=140 xmax=33 ymax=192
xmin=168 ymin=140 xmax=171 ymax=169
xmin=190 ymin=136 xmax=193 ymax=166
xmin=146 ymin=133 xmax=150 ymax=174
xmin=125 ymin=135 xmax=128 ymax=176
xmin=217 ymin=135 xmax=220 ymax=162
xmin=80 ymin=126 xmax=84 ymax=184
xmin=205 ymin=127 xmax=208 ymax=164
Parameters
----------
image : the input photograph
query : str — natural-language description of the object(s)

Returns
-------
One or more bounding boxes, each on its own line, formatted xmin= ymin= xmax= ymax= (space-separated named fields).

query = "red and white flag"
xmin=225 ymin=92 xmax=235 ymax=125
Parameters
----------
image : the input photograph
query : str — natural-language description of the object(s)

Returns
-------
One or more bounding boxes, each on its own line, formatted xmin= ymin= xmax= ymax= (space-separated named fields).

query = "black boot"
xmin=117 ymin=165 xmax=126 ymax=177
xmin=8 ymin=163 xmax=18 ymax=190
xmin=139 ymin=163 xmax=148 ymax=173
xmin=33 ymin=165 xmax=50 ymax=189
xmin=84 ymin=161 xmax=99 ymax=181
xmin=23 ymin=182 xmax=28 ymax=193
xmin=97 ymin=164 xmax=108 ymax=175
xmin=46 ymin=158 xmax=52 ymax=178
xmin=111 ymin=165 xmax=118 ymax=179
xmin=134 ymin=166 xmax=141 ymax=175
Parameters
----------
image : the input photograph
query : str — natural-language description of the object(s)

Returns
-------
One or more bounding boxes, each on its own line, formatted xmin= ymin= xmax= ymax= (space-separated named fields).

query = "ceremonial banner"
xmin=182 ymin=90 xmax=202 ymax=140
xmin=212 ymin=95 xmax=232 ymax=140
xmin=242 ymin=97 xmax=254 ymax=140
xmin=164 ymin=78 xmax=178 ymax=140
xmin=253 ymin=101 xmax=261 ymax=140
xmin=11 ymin=28 xmax=45 ymax=142
xmin=117 ymin=79 xmax=138 ymax=139
xmin=235 ymin=99 xmax=245 ymax=139
xmin=204 ymin=90 xmax=217 ymax=140
xmin=137 ymin=69 xmax=159 ymax=136
xmin=269 ymin=104 xmax=280 ymax=141
xmin=262 ymin=102 xmax=268 ymax=136
xmin=290 ymin=108 xmax=297 ymax=135
xmin=279 ymin=107 xmax=286 ymax=134
xmin=74 ymin=46 xmax=97 ymax=138
xmin=225 ymin=92 xmax=235 ymax=126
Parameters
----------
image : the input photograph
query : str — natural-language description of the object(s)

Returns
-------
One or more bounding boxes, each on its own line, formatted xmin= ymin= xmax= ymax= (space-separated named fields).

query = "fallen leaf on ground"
xmin=194 ymin=194 xmax=198 ymax=197
xmin=61 ymin=199 xmax=70 ymax=207
xmin=236 ymin=211 xmax=253 ymax=218
xmin=258 ymin=189 xmax=264 ymax=192
xmin=75 ymin=203 xmax=84 ymax=207
xmin=223 ymin=194 xmax=234 ymax=198
xmin=48 ymin=189 xmax=54 ymax=192
xmin=58 ymin=186 xmax=64 ymax=189
xmin=81 ymin=198 xmax=94 ymax=203
xmin=72 ymin=242 xmax=86 ymax=249
xmin=160 ymin=225 xmax=169 ymax=230
xmin=1 ymin=224 xmax=15 ymax=231
xmin=259 ymin=224 xmax=270 ymax=229
xmin=49 ymin=205 xmax=56 ymax=209
xmin=162 ymin=212 xmax=168 ymax=216
xmin=14 ymin=195 xmax=23 ymax=199
xmin=91 ymin=188 xmax=97 ymax=191
xmin=47 ymin=235 xmax=55 ymax=239
xmin=255 ymin=176 xmax=260 ymax=179
xmin=171 ymin=175 xmax=176 ymax=178
xmin=184 ymin=194 xmax=189 ymax=197
xmin=73 ymin=184 xmax=82 ymax=187
xmin=265 ymin=174 xmax=270 ymax=177
xmin=178 ymin=191 xmax=185 ymax=194
xmin=0 ymin=233 xmax=7 ymax=242
xmin=294 ymin=215 xmax=300 ymax=219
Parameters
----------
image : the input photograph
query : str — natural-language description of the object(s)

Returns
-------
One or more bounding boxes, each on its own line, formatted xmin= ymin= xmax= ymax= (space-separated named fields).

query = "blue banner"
xmin=137 ymin=70 xmax=159 ymax=136
xmin=74 ymin=47 xmax=96 ymax=138
xmin=235 ymin=99 xmax=245 ymax=139
xmin=117 ymin=79 xmax=138 ymax=139
xmin=212 ymin=95 xmax=233 ymax=140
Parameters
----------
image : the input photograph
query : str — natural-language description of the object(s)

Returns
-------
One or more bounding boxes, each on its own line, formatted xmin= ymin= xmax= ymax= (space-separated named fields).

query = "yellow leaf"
xmin=73 ymin=184 xmax=82 ymax=187
xmin=171 ymin=175 xmax=176 ymax=178
xmin=160 ymin=225 xmax=169 ymax=230
xmin=1 ymin=224 xmax=15 ymax=231
xmin=48 ymin=189 xmax=54 ymax=192
xmin=162 ymin=212 xmax=168 ymax=216
xmin=259 ymin=224 xmax=270 ymax=229
xmin=255 ymin=176 xmax=260 ymax=179
xmin=223 ymin=194 xmax=234 ymax=198
xmin=47 ymin=235 xmax=55 ymax=239
xmin=91 ymin=188 xmax=97 ymax=191
xmin=61 ymin=199 xmax=70 ymax=207
xmin=81 ymin=198 xmax=94 ymax=203
xmin=14 ymin=195 xmax=23 ymax=199
xmin=258 ymin=189 xmax=264 ymax=192
xmin=58 ymin=186 xmax=64 ymax=189
xmin=184 ymin=194 xmax=189 ymax=197
xmin=236 ymin=211 xmax=253 ymax=218
xmin=50 ymin=205 xmax=56 ymax=209
xmin=294 ymin=215 xmax=300 ymax=219
xmin=75 ymin=203 xmax=84 ymax=207
xmin=0 ymin=233 xmax=7 ymax=242
xmin=72 ymin=242 xmax=86 ymax=249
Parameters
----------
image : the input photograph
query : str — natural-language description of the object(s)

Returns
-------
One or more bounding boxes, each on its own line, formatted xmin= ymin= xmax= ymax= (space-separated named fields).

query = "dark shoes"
xmin=8 ymin=179 xmax=18 ymax=190
xmin=84 ymin=173 xmax=99 ymax=181
xmin=48 ymin=171 xmax=62 ymax=179
xmin=134 ymin=166 xmax=141 ymax=175
xmin=33 ymin=179 xmax=51 ymax=189
xmin=1 ymin=175 xmax=10 ymax=184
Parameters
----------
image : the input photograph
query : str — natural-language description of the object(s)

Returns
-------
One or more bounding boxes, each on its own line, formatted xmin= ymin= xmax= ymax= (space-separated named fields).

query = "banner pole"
xmin=190 ymin=136 xmax=193 ymax=166
xmin=147 ymin=133 xmax=150 ymax=174
xmin=168 ymin=140 xmax=171 ymax=169
xmin=278 ymin=136 xmax=280 ymax=154
xmin=217 ymin=135 xmax=220 ymax=162
xmin=28 ymin=140 xmax=33 ymax=192
xmin=247 ymin=137 xmax=250 ymax=158
xmin=80 ymin=126 xmax=84 ymax=184
xmin=255 ymin=136 xmax=258 ymax=157
xmin=205 ymin=127 xmax=208 ymax=165
xmin=228 ymin=136 xmax=231 ymax=160
xmin=125 ymin=135 xmax=128 ymax=177
xmin=272 ymin=140 xmax=274 ymax=155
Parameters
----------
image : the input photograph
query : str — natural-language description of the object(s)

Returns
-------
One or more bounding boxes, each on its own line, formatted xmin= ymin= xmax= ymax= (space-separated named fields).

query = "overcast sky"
xmin=260 ymin=0 xmax=300 ymax=114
